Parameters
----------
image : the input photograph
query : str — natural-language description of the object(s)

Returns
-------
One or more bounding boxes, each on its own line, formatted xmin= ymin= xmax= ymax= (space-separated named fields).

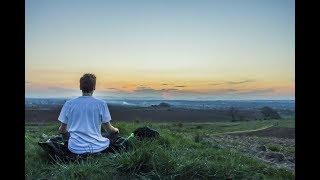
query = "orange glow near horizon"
xmin=26 ymin=69 xmax=294 ymax=99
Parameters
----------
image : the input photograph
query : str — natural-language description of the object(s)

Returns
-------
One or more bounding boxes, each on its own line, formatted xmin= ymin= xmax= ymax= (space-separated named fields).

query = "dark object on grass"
xmin=38 ymin=127 xmax=160 ymax=162
xmin=133 ymin=126 xmax=160 ymax=140
xmin=38 ymin=133 xmax=130 ymax=162
xmin=38 ymin=135 xmax=74 ymax=162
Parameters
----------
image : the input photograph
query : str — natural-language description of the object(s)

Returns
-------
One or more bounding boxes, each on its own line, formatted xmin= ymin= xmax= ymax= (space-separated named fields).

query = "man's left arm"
xmin=58 ymin=123 xmax=70 ymax=141
xmin=58 ymin=123 xmax=68 ymax=134
xmin=58 ymin=101 xmax=69 ymax=140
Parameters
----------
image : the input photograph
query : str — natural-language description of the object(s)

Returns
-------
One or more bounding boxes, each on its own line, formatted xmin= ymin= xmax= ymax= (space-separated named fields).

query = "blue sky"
xmin=26 ymin=0 xmax=294 ymax=100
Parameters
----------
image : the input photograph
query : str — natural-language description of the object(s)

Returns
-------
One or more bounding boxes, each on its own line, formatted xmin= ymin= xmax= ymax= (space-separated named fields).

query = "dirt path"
xmin=211 ymin=123 xmax=275 ymax=136
xmin=204 ymin=134 xmax=295 ymax=172
xmin=203 ymin=124 xmax=295 ymax=172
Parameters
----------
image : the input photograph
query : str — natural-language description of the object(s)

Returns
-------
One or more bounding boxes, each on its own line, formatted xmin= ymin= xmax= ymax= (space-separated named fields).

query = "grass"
xmin=273 ymin=119 xmax=295 ymax=128
xmin=25 ymin=119 xmax=295 ymax=179
xmin=266 ymin=143 xmax=282 ymax=152
xmin=163 ymin=120 xmax=274 ymax=135
xmin=265 ymin=143 xmax=295 ymax=157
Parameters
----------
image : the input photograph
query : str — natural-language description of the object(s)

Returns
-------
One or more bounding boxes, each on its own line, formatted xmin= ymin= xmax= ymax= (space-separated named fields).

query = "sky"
xmin=25 ymin=0 xmax=295 ymax=100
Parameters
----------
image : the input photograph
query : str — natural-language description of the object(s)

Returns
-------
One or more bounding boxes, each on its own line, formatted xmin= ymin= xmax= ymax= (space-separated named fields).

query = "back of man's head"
xmin=80 ymin=73 xmax=96 ymax=93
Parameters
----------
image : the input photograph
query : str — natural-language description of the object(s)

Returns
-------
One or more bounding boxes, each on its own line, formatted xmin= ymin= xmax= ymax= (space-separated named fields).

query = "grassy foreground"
xmin=26 ymin=120 xmax=294 ymax=179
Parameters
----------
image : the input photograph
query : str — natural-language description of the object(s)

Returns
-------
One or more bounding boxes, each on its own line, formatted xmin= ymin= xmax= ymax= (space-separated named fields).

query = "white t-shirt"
xmin=58 ymin=96 xmax=112 ymax=154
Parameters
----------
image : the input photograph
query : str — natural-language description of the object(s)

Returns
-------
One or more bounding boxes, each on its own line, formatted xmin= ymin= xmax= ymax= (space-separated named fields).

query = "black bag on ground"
xmin=38 ymin=133 xmax=130 ymax=162
xmin=133 ymin=126 xmax=160 ymax=140
xmin=38 ymin=127 xmax=160 ymax=162
xmin=38 ymin=135 xmax=73 ymax=162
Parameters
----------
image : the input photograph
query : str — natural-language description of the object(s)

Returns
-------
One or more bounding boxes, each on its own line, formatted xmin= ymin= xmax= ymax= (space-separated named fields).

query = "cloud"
xmin=107 ymin=88 xmax=119 ymax=90
xmin=237 ymin=88 xmax=274 ymax=95
xmin=210 ymin=83 xmax=222 ymax=86
xmin=97 ymin=87 xmax=181 ymax=98
xmin=25 ymin=81 xmax=31 ymax=84
xmin=213 ymin=89 xmax=239 ymax=93
xmin=133 ymin=87 xmax=179 ymax=98
xmin=226 ymin=80 xmax=255 ymax=84
xmin=160 ymin=88 xmax=179 ymax=91
xmin=136 ymin=86 xmax=152 ymax=90
xmin=210 ymin=80 xmax=255 ymax=86
xmin=206 ymin=88 xmax=273 ymax=96
xmin=161 ymin=88 xmax=275 ymax=100
xmin=174 ymin=85 xmax=186 ymax=87
xmin=165 ymin=89 xmax=239 ymax=97
xmin=136 ymin=85 xmax=151 ymax=89
xmin=134 ymin=88 xmax=158 ymax=93
xmin=98 ymin=87 xmax=274 ymax=100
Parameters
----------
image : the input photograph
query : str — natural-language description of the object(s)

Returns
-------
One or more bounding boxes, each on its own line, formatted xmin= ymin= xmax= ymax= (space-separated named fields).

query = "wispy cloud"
xmin=107 ymin=87 xmax=119 ymax=90
xmin=207 ymin=88 xmax=273 ymax=95
xmin=210 ymin=83 xmax=222 ymax=86
xmin=158 ymin=88 xmax=275 ymax=100
xmin=213 ymin=89 xmax=239 ymax=93
xmin=210 ymin=80 xmax=255 ymax=86
xmin=137 ymin=85 xmax=150 ymax=89
xmin=237 ymin=88 xmax=274 ymax=95
xmin=132 ymin=87 xmax=180 ymax=99
xmin=161 ymin=88 xmax=179 ymax=91
xmin=134 ymin=87 xmax=178 ymax=93
xmin=134 ymin=88 xmax=158 ymax=93
xmin=226 ymin=80 xmax=255 ymax=84
xmin=174 ymin=85 xmax=186 ymax=88
xmin=25 ymin=81 xmax=31 ymax=84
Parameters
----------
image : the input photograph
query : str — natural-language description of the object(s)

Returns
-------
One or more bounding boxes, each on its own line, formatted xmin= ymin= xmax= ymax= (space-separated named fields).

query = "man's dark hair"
xmin=80 ymin=73 xmax=96 ymax=93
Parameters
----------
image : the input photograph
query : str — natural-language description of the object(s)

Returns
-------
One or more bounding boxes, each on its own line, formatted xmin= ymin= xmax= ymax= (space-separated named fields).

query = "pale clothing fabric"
xmin=58 ymin=96 xmax=112 ymax=154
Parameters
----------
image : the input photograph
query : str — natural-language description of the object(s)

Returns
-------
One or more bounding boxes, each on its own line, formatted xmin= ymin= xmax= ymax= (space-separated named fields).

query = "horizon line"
xmin=25 ymin=96 xmax=295 ymax=101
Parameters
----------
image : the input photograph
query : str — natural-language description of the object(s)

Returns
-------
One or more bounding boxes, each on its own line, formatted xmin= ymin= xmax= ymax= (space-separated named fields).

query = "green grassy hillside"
xmin=25 ymin=119 xmax=294 ymax=179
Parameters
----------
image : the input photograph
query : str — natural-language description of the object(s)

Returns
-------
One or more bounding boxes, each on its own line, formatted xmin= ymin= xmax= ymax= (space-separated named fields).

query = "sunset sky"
xmin=25 ymin=0 xmax=294 ymax=100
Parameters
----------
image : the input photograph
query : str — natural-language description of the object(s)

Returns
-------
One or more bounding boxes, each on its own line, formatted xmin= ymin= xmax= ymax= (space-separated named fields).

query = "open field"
xmin=25 ymin=104 xmax=294 ymax=123
xmin=26 ymin=119 xmax=295 ymax=179
xmin=25 ymin=106 xmax=237 ymax=123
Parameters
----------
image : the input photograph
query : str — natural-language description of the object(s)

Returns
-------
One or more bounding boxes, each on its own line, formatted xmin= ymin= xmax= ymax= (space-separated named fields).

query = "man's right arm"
xmin=102 ymin=122 xmax=119 ymax=134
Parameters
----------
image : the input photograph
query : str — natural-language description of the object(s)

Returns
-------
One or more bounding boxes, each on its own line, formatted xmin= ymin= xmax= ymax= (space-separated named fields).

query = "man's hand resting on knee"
xmin=102 ymin=122 xmax=119 ymax=134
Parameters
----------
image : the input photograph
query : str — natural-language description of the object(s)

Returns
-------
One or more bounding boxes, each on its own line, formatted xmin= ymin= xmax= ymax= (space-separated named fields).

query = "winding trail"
xmin=211 ymin=123 xmax=276 ymax=136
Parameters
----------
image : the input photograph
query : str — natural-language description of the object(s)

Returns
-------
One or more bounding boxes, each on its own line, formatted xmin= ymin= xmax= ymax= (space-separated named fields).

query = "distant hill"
xmin=25 ymin=98 xmax=295 ymax=111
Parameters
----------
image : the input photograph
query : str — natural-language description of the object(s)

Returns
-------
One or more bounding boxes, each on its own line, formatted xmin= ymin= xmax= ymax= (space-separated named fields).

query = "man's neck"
xmin=82 ymin=92 xmax=93 ymax=96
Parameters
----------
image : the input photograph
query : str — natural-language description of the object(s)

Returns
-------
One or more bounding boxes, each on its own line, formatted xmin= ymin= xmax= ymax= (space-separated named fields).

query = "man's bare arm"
xmin=58 ymin=123 xmax=68 ymax=134
xmin=102 ymin=122 xmax=119 ymax=134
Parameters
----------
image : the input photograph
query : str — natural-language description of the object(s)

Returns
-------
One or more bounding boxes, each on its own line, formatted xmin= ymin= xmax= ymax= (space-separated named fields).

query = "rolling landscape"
xmin=25 ymin=98 xmax=295 ymax=179
xmin=25 ymin=0 xmax=294 ymax=179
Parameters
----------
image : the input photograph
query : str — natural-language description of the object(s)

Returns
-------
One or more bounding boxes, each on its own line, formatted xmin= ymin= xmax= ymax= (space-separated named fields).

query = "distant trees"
xmin=230 ymin=107 xmax=238 ymax=122
xmin=229 ymin=106 xmax=281 ymax=121
xmin=260 ymin=106 xmax=281 ymax=119
xmin=151 ymin=102 xmax=171 ymax=108
xmin=158 ymin=102 xmax=171 ymax=107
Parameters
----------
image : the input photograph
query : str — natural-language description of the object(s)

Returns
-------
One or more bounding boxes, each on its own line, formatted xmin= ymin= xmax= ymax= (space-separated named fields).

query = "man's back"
xmin=58 ymin=96 xmax=112 ymax=154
